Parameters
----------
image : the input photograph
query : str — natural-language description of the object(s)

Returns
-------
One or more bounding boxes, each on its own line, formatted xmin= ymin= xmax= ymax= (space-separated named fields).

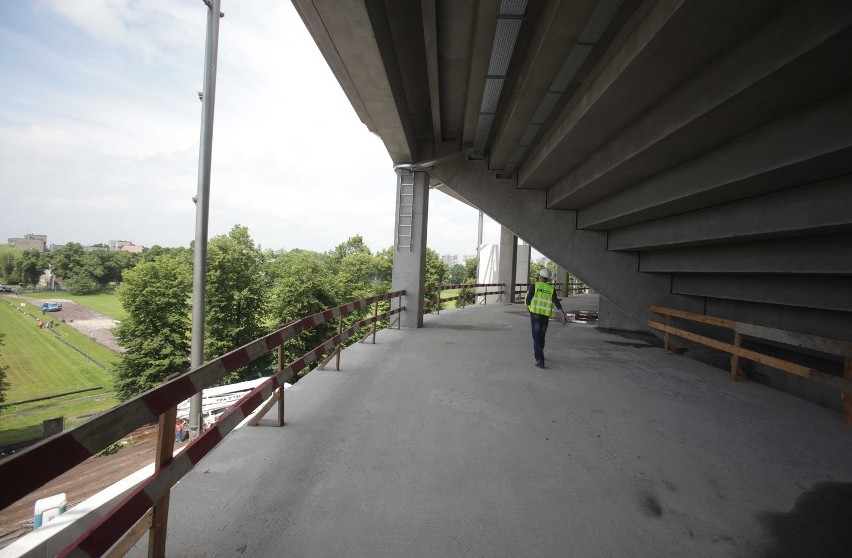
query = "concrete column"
xmin=392 ymin=170 xmax=429 ymax=328
xmin=554 ymin=265 xmax=568 ymax=297
xmin=516 ymin=243 xmax=531 ymax=285
xmin=498 ymin=227 xmax=517 ymax=304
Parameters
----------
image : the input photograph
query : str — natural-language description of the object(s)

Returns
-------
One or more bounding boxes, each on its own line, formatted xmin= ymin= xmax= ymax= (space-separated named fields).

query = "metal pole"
xmin=189 ymin=0 xmax=222 ymax=441
xmin=476 ymin=210 xmax=483 ymax=281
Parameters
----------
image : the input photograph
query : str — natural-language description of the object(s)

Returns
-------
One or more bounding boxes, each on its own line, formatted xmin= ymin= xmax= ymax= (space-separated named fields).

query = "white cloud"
xmin=1 ymin=0 xmax=490 ymax=257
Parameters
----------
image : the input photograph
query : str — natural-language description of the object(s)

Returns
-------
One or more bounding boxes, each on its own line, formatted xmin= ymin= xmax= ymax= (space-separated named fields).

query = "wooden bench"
xmin=648 ymin=306 xmax=852 ymax=424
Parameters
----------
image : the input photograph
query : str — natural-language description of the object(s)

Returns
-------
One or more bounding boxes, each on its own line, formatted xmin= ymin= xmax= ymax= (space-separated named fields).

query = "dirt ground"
xmin=11 ymin=294 xmax=124 ymax=352
xmin=0 ymin=425 xmax=162 ymax=548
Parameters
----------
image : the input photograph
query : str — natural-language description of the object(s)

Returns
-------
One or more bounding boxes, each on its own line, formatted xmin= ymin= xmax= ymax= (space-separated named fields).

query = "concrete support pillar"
xmin=392 ymin=170 xmax=429 ymax=328
xmin=555 ymin=265 xmax=569 ymax=297
xmin=516 ymin=243 xmax=531 ymax=286
xmin=499 ymin=227 xmax=517 ymax=304
xmin=515 ymin=243 xmax=531 ymax=303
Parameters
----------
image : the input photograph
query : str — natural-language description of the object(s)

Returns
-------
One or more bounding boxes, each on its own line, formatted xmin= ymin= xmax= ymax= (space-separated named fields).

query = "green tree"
xmin=18 ymin=249 xmax=45 ymax=286
xmin=266 ymin=250 xmax=337 ymax=372
xmin=113 ymin=251 xmax=193 ymax=400
xmin=0 ymin=245 xmax=21 ymax=284
xmin=448 ymin=263 xmax=466 ymax=285
xmin=325 ymin=235 xmax=371 ymax=275
xmin=51 ymin=242 xmax=86 ymax=279
xmin=464 ymin=257 xmax=478 ymax=282
xmin=205 ymin=225 xmax=271 ymax=382
xmin=423 ymin=248 xmax=449 ymax=313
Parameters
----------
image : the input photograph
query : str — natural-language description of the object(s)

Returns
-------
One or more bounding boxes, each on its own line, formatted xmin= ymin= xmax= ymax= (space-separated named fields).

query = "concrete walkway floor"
xmin=127 ymin=302 xmax=852 ymax=557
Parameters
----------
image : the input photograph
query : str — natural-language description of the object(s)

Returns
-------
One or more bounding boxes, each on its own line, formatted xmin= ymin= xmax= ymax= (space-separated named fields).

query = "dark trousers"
xmin=530 ymin=313 xmax=550 ymax=365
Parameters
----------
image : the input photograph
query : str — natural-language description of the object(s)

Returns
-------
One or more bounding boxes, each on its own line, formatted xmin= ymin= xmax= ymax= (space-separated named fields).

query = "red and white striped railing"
xmin=0 ymin=290 xmax=405 ymax=556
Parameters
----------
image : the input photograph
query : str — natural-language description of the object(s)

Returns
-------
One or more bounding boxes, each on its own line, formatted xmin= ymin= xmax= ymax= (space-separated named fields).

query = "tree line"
xmin=109 ymin=227 xmax=466 ymax=400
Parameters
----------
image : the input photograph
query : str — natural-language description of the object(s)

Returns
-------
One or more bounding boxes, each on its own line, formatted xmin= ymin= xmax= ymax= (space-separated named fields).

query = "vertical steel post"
xmin=189 ymin=0 xmax=222 ymax=441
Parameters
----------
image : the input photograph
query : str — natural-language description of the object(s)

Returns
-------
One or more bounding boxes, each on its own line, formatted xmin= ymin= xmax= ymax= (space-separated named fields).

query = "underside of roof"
xmin=294 ymin=0 xmax=852 ymax=350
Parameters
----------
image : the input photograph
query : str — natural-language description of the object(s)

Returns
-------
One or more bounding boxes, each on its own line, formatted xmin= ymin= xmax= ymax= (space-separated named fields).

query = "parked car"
xmin=0 ymin=285 xmax=13 ymax=293
xmin=41 ymin=302 xmax=63 ymax=312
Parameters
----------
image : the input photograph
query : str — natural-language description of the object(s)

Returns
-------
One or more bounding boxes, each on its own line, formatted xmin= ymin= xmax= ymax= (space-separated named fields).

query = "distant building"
xmin=49 ymin=244 xmax=65 ymax=252
xmin=462 ymin=254 xmax=476 ymax=263
xmin=8 ymin=233 xmax=47 ymax=252
xmin=109 ymin=240 xmax=143 ymax=253
xmin=441 ymin=254 xmax=460 ymax=266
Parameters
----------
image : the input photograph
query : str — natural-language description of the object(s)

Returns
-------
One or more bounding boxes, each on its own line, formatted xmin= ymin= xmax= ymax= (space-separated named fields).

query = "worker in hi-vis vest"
xmin=525 ymin=268 xmax=567 ymax=368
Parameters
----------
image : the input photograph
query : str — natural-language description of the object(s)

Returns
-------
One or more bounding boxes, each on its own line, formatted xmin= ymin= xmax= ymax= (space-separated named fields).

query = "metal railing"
xmin=648 ymin=306 xmax=852 ymax=424
xmin=0 ymin=290 xmax=405 ymax=556
xmin=425 ymin=283 xmax=505 ymax=313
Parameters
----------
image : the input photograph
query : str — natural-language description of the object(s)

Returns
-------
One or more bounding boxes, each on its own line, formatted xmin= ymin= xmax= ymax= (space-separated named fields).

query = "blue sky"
xmin=0 ymin=0 xmax=502 ymax=257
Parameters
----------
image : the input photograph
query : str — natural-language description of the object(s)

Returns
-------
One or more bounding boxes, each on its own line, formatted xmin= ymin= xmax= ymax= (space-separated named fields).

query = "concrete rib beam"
xmin=671 ymin=274 xmax=852 ymax=312
xmin=576 ymin=88 xmax=852 ymax=229
xmin=519 ymin=0 xmax=777 ymax=189
xmin=607 ymin=175 xmax=852 ymax=251
xmin=638 ymin=234 xmax=852 ymax=275
xmin=549 ymin=4 xmax=852 ymax=209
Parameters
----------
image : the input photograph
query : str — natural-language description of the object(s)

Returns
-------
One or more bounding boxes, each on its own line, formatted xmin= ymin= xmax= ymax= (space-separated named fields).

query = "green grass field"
xmin=0 ymin=298 xmax=121 ymax=446
xmin=26 ymin=289 xmax=126 ymax=321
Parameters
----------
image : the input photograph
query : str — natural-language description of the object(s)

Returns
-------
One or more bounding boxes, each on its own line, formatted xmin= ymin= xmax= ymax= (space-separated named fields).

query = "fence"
xmin=0 ymin=290 xmax=405 ymax=557
xmin=648 ymin=306 xmax=852 ymax=424
xmin=425 ymin=283 xmax=505 ymax=313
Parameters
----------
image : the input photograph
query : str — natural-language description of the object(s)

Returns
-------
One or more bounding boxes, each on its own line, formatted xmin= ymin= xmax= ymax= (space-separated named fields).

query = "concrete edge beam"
xmin=607 ymin=174 xmax=852 ymax=251
xmin=638 ymin=234 xmax=852 ymax=274
xmin=574 ymin=87 xmax=852 ymax=228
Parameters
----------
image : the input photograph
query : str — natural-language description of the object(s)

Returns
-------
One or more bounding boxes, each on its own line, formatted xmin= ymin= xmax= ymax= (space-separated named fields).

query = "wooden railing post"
xmin=398 ymin=293 xmax=402 ymax=328
xmin=372 ymin=299 xmax=378 ymax=344
xmin=663 ymin=314 xmax=671 ymax=354
xmin=277 ymin=346 xmax=285 ymax=426
xmin=335 ymin=314 xmax=343 ymax=371
xmin=731 ymin=332 xmax=743 ymax=381
xmin=148 ymin=378 xmax=178 ymax=557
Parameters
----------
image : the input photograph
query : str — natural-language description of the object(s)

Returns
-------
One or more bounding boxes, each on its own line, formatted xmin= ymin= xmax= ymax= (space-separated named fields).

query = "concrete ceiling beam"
xmin=638 ymin=234 xmax=852 ymax=275
xmin=487 ymin=0 xmax=598 ymax=170
xmin=519 ymin=0 xmax=777 ymax=189
xmin=576 ymin=88 xmax=852 ymax=229
xmin=607 ymin=175 xmax=852 ymax=251
xmin=671 ymin=274 xmax=852 ymax=313
xmin=548 ymin=3 xmax=852 ymax=209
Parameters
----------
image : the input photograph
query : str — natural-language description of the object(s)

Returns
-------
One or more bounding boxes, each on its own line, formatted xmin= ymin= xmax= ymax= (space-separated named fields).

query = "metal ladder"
xmin=397 ymin=172 xmax=414 ymax=250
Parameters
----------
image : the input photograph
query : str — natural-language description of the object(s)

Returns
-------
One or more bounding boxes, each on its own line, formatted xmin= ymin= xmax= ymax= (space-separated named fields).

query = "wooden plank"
xmin=730 ymin=332 xmax=743 ymax=381
xmin=148 ymin=405 xmax=177 ymax=557
xmin=106 ymin=509 xmax=153 ymax=558
xmin=649 ymin=321 xmax=852 ymax=393
xmin=649 ymin=305 xmax=736 ymax=329
xmin=735 ymin=322 xmax=852 ymax=358
xmin=248 ymin=389 xmax=281 ymax=427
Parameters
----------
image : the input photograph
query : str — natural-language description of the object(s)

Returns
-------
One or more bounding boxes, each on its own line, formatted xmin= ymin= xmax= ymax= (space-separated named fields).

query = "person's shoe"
xmin=535 ymin=362 xmax=545 ymax=369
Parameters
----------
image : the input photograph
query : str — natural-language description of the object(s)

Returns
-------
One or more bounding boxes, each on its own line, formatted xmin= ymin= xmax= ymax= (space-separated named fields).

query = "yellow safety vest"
xmin=529 ymin=281 xmax=555 ymax=317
